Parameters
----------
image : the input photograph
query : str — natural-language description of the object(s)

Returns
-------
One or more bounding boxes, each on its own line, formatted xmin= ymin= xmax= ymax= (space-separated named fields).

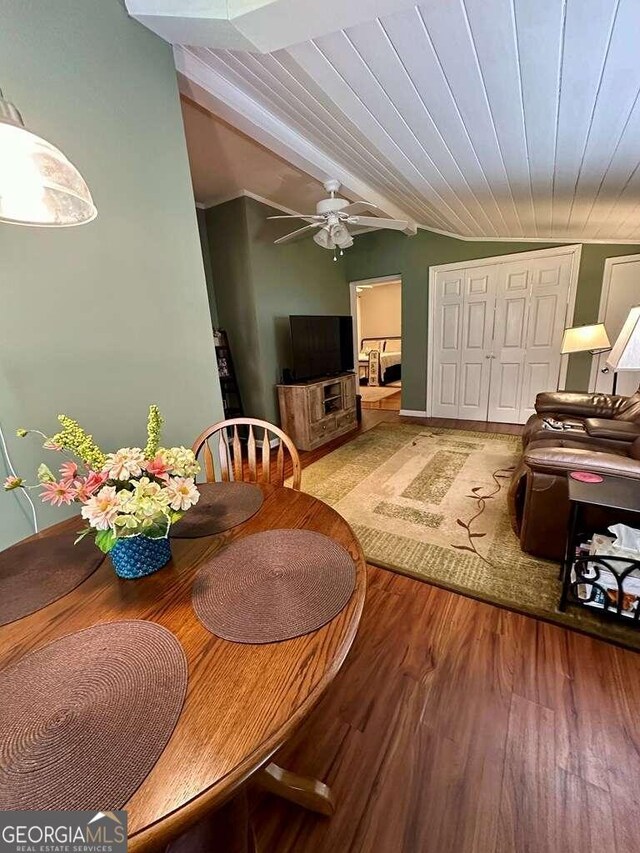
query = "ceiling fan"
xmin=267 ymin=179 xmax=412 ymax=260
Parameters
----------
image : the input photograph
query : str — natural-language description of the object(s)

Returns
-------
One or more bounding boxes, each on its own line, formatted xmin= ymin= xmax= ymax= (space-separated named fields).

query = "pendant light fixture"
xmin=0 ymin=89 xmax=96 ymax=227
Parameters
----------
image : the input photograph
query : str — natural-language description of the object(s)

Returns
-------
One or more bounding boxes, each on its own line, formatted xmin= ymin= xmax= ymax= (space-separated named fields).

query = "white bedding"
xmin=380 ymin=351 xmax=401 ymax=371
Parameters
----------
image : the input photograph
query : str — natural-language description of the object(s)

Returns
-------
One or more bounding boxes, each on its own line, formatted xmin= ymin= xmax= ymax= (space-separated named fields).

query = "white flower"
xmin=81 ymin=485 xmax=120 ymax=530
xmin=163 ymin=476 xmax=200 ymax=511
xmin=102 ymin=447 xmax=145 ymax=480
xmin=159 ymin=446 xmax=200 ymax=477
xmin=132 ymin=476 xmax=162 ymax=498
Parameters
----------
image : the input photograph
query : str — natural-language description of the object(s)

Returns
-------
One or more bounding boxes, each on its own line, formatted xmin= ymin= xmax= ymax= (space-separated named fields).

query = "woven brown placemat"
xmin=171 ymin=482 xmax=264 ymax=538
xmin=192 ymin=529 xmax=357 ymax=643
xmin=0 ymin=532 xmax=104 ymax=627
xmin=0 ymin=620 xmax=187 ymax=810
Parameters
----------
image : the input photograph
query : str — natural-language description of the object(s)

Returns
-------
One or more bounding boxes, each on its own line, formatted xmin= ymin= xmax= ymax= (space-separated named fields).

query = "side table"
xmin=560 ymin=474 xmax=640 ymax=621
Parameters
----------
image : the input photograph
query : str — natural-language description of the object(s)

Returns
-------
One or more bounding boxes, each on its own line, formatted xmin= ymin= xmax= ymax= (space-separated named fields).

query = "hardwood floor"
xmin=360 ymin=389 xmax=402 ymax=411
xmin=253 ymin=412 xmax=639 ymax=853
xmin=253 ymin=565 xmax=640 ymax=853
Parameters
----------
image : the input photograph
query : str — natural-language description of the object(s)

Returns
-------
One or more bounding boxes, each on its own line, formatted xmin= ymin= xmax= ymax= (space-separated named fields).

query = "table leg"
xmin=255 ymin=762 xmax=335 ymax=816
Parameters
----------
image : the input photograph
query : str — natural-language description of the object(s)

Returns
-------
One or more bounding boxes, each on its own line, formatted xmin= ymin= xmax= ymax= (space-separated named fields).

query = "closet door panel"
xmin=488 ymin=262 xmax=532 ymax=422
xmin=459 ymin=265 xmax=498 ymax=420
xmin=431 ymin=272 xmax=464 ymax=417
xmin=516 ymin=258 xmax=572 ymax=421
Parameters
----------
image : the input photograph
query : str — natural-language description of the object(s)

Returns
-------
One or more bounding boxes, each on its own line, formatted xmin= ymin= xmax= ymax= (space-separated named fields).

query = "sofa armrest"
xmin=524 ymin=447 xmax=640 ymax=479
xmin=534 ymin=391 xmax=622 ymax=418
xmin=584 ymin=418 xmax=640 ymax=442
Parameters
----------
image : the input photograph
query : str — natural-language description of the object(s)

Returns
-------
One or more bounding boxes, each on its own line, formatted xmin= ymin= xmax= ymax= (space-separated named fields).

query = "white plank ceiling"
xmin=131 ymin=0 xmax=640 ymax=242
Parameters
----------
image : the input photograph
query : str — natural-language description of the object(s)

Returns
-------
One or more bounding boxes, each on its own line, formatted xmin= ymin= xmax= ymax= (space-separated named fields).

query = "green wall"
xmin=345 ymin=230 xmax=640 ymax=411
xmin=206 ymin=195 xmax=348 ymax=423
xmin=0 ymin=0 xmax=224 ymax=548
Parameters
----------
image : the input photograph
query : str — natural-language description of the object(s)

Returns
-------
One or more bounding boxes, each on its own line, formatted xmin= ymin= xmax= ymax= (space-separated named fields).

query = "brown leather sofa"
xmin=510 ymin=387 xmax=640 ymax=560
xmin=523 ymin=388 xmax=640 ymax=452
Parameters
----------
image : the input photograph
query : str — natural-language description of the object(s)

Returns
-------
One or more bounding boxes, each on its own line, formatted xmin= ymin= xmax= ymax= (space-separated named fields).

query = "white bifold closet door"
xmin=431 ymin=252 xmax=573 ymax=423
xmin=431 ymin=266 xmax=497 ymax=420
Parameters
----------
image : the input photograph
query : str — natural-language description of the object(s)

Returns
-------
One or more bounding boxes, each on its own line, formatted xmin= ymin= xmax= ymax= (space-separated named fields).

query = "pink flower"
xmin=145 ymin=456 xmax=170 ymax=481
xmin=40 ymin=479 xmax=76 ymax=507
xmin=73 ymin=470 xmax=108 ymax=502
xmin=163 ymin=477 xmax=200 ymax=511
xmin=43 ymin=440 xmax=63 ymax=451
xmin=81 ymin=485 xmax=120 ymax=530
xmin=84 ymin=470 xmax=109 ymax=493
xmin=59 ymin=461 xmax=78 ymax=483
xmin=3 ymin=475 xmax=24 ymax=491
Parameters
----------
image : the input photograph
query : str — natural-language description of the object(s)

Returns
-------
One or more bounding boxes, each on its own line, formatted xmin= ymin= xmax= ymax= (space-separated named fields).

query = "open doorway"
xmin=349 ymin=276 xmax=402 ymax=411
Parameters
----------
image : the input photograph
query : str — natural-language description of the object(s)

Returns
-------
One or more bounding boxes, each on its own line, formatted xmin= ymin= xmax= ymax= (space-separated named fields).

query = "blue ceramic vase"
xmin=110 ymin=535 xmax=172 ymax=579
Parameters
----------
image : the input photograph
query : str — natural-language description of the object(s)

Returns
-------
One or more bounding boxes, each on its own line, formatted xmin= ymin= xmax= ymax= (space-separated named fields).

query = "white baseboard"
xmin=399 ymin=409 xmax=428 ymax=417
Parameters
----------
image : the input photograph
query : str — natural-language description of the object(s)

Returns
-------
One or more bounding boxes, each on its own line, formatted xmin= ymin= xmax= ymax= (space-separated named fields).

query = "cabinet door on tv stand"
xmin=342 ymin=375 xmax=356 ymax=408
xmin=307 ymin=384 xmax=324 ymax=423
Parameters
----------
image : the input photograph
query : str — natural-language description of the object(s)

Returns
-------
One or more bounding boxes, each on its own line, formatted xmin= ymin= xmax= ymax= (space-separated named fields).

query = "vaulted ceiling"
xmin=128 ymin=0 xmax=640 ymax=243
xmin=180 ymin=97 xmax=332 ymax=212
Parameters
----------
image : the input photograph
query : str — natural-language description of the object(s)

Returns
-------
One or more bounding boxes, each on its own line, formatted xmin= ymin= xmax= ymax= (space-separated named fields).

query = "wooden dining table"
xmin=0 ymin=484 xmax=367 ymax=852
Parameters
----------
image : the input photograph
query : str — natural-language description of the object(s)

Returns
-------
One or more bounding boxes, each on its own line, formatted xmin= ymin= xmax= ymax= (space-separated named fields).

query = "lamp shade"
xmin=0 ymin=90 xmax=96 ymax=226
xmin=606 ymin=307 xmax=640 ymax=371
xmin=313 ymin=227 xmax=333 ymax=249
xmin=561 ymin=323 xmax=611 ymax=354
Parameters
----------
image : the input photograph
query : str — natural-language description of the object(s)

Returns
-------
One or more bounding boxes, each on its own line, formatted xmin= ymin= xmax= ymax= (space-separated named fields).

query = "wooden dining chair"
xmin=191 ymin=417 xmax=302 ymax=490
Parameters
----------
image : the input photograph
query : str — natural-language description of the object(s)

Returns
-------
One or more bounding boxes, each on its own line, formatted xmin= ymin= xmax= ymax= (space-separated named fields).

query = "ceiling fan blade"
xmin=340 ymin=201 xmax=379 ymax=216
xmin=267 ymin=214 xmax=323 ymax=222
xmin=273 ymin=223 xmax=322 ymax=245
xmin=348 ymin=216 xmax=409 ymax=231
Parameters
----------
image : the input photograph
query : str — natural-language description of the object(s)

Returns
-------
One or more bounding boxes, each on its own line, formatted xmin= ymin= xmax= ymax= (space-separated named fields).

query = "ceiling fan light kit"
xmin=268 ymin=179 xmax=414 ymax=259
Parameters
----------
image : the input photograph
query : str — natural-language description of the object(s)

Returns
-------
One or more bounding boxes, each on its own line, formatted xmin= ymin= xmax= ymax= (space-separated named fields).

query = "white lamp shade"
xmin=0 ymin=91 xmax=96 ymax=227
xmin=332 ymin=222 xmax=354 ymax=249
xmin=561 ymin=323 xmax=610 ymax=354
xmin=313 ymin=227 xmax=333 ymax=249
xmin=607 ymin=307 xmax=640 ymax=371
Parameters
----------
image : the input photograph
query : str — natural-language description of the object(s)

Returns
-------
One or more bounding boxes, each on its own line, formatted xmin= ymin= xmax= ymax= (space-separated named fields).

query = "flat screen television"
xmin=290 ymin=315 xmax=354 ymax=382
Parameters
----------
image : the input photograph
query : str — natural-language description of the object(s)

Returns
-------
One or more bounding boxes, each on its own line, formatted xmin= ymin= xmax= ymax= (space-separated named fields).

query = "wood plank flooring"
xmin=253 ymin=566 xmax=640 ymax=853
xmin=253 ymin=413 xmax=639 ymax=853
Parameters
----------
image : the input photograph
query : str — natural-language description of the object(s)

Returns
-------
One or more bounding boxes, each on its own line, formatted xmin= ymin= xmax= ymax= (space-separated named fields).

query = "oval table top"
xmin=0 ymin=484 xmax=366 ymax=852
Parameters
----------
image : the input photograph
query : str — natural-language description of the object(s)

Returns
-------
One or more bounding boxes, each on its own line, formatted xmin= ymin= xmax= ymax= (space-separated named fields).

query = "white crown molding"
xmin=198 ymin=189 xmax=303 ymax=216
xmin=175 ymin=47 xmax=417 ymax=236
xmin=126 ymin=0 xmax=419 ymax=53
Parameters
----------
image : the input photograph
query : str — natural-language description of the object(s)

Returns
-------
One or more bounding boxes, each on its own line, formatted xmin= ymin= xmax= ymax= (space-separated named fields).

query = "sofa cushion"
xmin=524 ymin=446 xmax=640 ymax=477
xmin=614 ymin=389 xmax=640 ymax=421
xmin=584 ymin=418 xmax=640 ymax=441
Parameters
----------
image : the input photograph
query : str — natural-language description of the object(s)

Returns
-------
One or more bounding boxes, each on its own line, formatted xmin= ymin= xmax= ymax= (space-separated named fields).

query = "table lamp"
xmin=606 ymin=306 xmax=640 ymax=394
xmin=558 ymin=323 xmax=611 ymax=390
xmin=561 ymin=323 xmax=611 ymax=356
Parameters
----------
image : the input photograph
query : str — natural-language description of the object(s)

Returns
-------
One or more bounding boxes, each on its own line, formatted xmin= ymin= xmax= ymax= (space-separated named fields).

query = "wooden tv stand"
xmin=277 ymin=373 xmax=357 ymax=451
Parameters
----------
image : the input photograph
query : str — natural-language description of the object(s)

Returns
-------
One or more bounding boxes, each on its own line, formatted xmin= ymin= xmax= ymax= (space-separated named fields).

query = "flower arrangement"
xmin=4 ymin=405 xmax=200 ymax=557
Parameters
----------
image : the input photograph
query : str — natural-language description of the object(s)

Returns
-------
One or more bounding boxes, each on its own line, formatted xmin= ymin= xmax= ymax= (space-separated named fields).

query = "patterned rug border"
xmin=301 ymin=423 xmax=640 ymax=653
xmin=355 ymin=529 xmax=640 ymax=653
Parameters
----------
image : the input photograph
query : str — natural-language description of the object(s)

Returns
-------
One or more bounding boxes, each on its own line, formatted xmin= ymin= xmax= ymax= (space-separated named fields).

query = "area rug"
xmin=359 ymin=386 xmax=400 ymax=402
xmin=300 ymin=422 xmax=640 ymax=651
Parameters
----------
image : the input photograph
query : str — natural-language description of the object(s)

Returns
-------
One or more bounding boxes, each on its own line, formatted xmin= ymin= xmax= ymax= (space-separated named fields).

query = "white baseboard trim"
xmin=399 ymin=409 xmax=428 ymax=418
